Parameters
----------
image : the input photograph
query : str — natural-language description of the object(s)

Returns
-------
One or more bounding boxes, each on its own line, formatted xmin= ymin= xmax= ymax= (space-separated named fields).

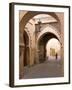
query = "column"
xmin=19 ymin=45 xmax=24 ymax=79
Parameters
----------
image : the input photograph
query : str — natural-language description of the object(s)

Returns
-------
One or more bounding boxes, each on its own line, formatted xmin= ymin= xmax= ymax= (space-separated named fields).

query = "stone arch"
xmin=40 ymin=23 xmax=61 ymax=35
xmin=36 ymin=26 xmax=61 ymax=63
xmin=19 ymin=11 xmax=63 ymax=78
xmin=37 ymin=34 xmax=61 ymax=63
xmin=46 ymin=38 xmax=61 ymax=60
xmin=20 ymin=11 xmax=61 ymax=32
xmin=37 ymin=25 xmax=61 ymax=44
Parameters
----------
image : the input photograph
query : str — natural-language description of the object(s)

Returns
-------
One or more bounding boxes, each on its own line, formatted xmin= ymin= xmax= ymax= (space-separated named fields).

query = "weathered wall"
xmin=19 ymin=11 xmax=64 ymax=78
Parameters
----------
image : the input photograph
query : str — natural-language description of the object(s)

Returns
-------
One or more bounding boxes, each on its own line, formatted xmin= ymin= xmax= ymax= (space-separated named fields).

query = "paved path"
xmin=23 ymin=60 xmax=64 ymax=79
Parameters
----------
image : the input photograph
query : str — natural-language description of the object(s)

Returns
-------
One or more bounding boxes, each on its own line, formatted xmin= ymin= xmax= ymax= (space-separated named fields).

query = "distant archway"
xmin=37 ymin=25 xmax=60 ymax=43
xmin=38 ymin=32 xmax=60 ymax=63
xmin=37 ymin=25 xmax=61 ymax=63
xmin=46 ymin=38 xmax=61 ymax=61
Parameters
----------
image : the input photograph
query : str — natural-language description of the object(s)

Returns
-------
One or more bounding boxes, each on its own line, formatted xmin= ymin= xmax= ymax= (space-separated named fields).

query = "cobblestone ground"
xmin=23 ymin=60 xmax=64 ymax=79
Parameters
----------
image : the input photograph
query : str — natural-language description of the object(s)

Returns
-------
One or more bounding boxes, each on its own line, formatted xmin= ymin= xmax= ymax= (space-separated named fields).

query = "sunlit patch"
xmin=46 ymin=38 xmax=61 ymax=61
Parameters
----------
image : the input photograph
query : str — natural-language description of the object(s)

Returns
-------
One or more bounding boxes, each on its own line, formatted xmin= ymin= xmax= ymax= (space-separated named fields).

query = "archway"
xmin=19 ymin=11 xmax=61 ymax=65
xmin=36 ymin=25 xmax=61 ymax=63
xmin=38 ymin=32 xmax=60 ymax=63
xmin=46 ymin=38 xmax=61 ymax=61
xmin=23 ymin=30 xmax=30 ymax=66
xmin=20 ymin=11 xmax=60 ymax=29
xmin=19 ymin=11 xmax=63 ymax=79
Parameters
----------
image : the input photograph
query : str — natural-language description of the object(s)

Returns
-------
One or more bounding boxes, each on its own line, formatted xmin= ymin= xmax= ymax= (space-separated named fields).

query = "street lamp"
xmin=37 ymin=19 xmax=42 ymax=32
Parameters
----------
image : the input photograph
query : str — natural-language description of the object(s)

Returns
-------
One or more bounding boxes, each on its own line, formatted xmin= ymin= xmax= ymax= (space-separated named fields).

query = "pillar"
xmin=19 ymin=45 xmax=24 ymax=79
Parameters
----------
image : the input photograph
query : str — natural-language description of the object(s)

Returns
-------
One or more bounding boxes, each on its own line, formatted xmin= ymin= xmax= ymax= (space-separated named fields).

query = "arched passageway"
xmin=20 ymin=11 xmax=60 ymax=30
xmin=19 ymin=11 xmax=64 ymax=79
xmin=19 ymin=11 xmax=61 ymax=65
xmin=38 ymin=32 xmax=60 ymax=63
xmin=46 ymin=38 xmax=61 ymax=61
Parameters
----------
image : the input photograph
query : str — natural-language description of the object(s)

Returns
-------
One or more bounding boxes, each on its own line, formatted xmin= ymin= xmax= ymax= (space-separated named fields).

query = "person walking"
xmin=55 ymin=53 xmax=58 ymax=60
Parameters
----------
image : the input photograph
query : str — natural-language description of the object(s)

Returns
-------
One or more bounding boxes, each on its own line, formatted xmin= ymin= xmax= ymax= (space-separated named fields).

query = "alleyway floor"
xmin=23 ymin=61 xmax=64 ymax=79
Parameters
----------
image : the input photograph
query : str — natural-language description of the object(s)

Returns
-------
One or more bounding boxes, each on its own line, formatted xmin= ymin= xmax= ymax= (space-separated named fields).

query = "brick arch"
xmin=20 ymin=11 xmax=61 ymax=32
